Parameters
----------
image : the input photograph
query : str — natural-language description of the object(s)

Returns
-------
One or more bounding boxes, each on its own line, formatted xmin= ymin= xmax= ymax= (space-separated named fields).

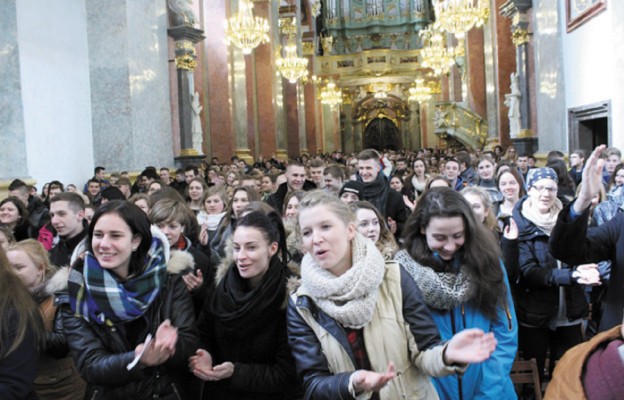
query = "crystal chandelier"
xmin=420 ymin=23 xmax=456 ymax=76
xmin=275 ymin=22 xmax=308 ymax=83
xmin=320 ymin=82 xmax=342 ymax=108
xmin=408 ymin=78 xmax=432 ymax=103
xmin=225 ymin=0 xmax=270 ymax=55
xmin=432 ymin=0 xmax=489 ymax=39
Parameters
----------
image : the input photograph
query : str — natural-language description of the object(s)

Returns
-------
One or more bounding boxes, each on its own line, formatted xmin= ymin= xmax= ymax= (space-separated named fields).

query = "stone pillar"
xmin=0 ymin=0 xmax=28 ymax=180
xmin=86 ymin=0 xmax=173 ymax=170
xmin=168 ymin=25 xmax=206 ymax=166
xmin=501 ymin=0 xmax=538 ymax=154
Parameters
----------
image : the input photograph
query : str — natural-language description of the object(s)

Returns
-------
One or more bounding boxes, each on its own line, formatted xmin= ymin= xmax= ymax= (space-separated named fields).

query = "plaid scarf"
xmin=68 ymin=236 xmax=168 ymax=326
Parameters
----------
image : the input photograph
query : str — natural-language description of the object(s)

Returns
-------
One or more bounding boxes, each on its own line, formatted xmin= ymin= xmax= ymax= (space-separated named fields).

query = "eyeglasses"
xmin=531 ymin=185 xmax=558 ymax=194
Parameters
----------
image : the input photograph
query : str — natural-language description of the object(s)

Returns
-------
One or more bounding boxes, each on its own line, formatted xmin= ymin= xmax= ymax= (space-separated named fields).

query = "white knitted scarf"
xmin=521 ymin=197 xmax=562 ymax=235
xmin=300 ymin=233 xmax=385 ymax=329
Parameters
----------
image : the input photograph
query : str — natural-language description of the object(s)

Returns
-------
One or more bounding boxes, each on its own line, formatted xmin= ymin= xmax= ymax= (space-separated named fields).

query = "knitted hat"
xmin=526 ymin=167 xmax=557 ymax=188
xmin=339 ymin=181 xmax=364 ymax=200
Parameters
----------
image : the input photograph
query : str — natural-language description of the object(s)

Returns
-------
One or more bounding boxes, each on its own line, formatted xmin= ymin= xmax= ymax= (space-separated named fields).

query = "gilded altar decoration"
xmin=225 ymin=0 xmax=270 ymax=55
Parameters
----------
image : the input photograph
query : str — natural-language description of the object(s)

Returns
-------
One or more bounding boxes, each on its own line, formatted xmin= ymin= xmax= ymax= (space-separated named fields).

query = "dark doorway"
xmin=568 ymin=101 xmax=611 ymax=152
xmin=364 ymin=118 xmax=399 ymax=151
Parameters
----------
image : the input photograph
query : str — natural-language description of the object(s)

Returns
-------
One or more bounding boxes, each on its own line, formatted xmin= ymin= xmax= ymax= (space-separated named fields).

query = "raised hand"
xmin=574 ymin=145 xmax=606 ymax=213
xmin=387 ymin=217 xmax=397 ymax=234
xmin=182 ymin=269 xmax=204 ymax=292
xmin=352 ymin=362 xmax=396 ymax=394
xmin=503 ymin=217 xmax=518 ymax=240
xmin=199 ymin=224 xmax=209 ymax=246
xmin=445 ymin=328 xmax=497 ymax=365
xmin=574 ymin=263 xmax=601 ymax=286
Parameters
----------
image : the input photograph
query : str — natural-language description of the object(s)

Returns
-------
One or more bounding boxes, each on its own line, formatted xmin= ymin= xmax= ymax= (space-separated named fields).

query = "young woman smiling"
xmin=396 ymin=187 xmax=517 ymax=399
xmin=288 ymin=191 xmax=497 ymax=400
xmin=190 ymin=209 xmax=300 ymax=399
xmin=59 ymin=200 xmax=199 ymax=399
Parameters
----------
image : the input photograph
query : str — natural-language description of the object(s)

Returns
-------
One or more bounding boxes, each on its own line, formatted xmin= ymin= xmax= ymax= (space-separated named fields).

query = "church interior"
xmin=1 ymin=0 xmax=623 ymax=188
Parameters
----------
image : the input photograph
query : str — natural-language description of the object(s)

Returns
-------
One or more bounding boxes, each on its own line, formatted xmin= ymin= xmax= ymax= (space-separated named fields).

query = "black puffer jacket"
xmin=513 ymin=196 xmax=588 ymax=328
xmin=59 ymin=258 xmax=200 ymax=400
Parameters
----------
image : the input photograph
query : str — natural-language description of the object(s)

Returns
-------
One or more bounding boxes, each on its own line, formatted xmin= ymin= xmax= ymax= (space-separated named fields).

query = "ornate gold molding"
xmin=175 ymin=54 xmax=197 ymax=70
xmin=427 ymin=81 xmax=442 ymax=94
xmin=302 ymin=42 xmax=315 ymax=56
xmin=511 ymin=29 xmax=530 ymax=47
xmin=175 ymin=41 xmax=196 ymax=52
xmin=517 ymin=129 xmax=534 ymax=138
xmin=180 ymin=148 xmax=199 ymax=156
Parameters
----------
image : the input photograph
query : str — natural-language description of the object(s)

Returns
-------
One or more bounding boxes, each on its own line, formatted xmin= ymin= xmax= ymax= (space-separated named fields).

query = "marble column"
xmin=501 ymin=0 xmax=538 ymax=153
xmin=0 ymin=0 xmax=28 ymax=180
xmin=168 ymin=24 xmax=205 ymax=164
xmin=85 ymin=0 xmax=173 ymax=170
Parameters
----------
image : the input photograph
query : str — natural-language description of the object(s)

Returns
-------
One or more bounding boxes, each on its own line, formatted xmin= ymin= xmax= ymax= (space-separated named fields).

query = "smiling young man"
xmin=356 ymin=149 xmax=408 ymax=237
xmin=49 ymin=192 xmax=87 ymax=267
xmin=266 ymin=160 xmax=316 ymax=213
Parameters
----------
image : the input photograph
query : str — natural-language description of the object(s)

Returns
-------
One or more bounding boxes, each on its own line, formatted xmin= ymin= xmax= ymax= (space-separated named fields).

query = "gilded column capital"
xmin=175 ymin=54 xmax=197 ymax=70
xmin=511 ymin=28 xmax=530 ymax=47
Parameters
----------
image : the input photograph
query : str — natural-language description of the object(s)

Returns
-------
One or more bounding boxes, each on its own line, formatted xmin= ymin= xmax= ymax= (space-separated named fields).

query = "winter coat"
xmin=0 ymin=308 xmax=39 ymax=400
xmin=513 ymin=197 xmax=588 ymax=328
xmin=549 ymin=202 xmax=624 ymax=331
xmin=266 ymin=181 xmax=317 ymax=214
xmin=287 ymin=261 xmax=462 ymax=400
xmin=35 ymin=268 xmax=86 ymax=400
xmin=544 ymin=325 xmax=623 ymax=400
xmin=427 ymin=263 xmax=518 ymax=400
xmin=196 ymin=253 xmax=300 ymax=400
xmin=49 ymin=227 xmax=87 ymax=268
xmin=59 ymin=252 xmax=200 ymax=400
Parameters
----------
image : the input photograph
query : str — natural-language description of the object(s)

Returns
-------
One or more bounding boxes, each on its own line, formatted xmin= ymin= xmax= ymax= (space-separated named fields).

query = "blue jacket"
xmin=429 ymin=263 xmax=518 ymax=400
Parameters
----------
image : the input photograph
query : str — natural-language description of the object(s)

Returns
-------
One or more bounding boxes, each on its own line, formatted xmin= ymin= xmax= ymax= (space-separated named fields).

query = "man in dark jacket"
xmin=266 ymin=161 xmax=316 ymax=213
xmin=49 ymin=192 xmax=87 ymax=267
xmin=356 ymin=149 xmax=408 ymax=238
xmin=550 ymin=145 xmax=624 ymax=332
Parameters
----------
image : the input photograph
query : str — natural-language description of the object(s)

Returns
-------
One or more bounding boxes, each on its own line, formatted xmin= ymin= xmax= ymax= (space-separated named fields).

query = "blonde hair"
xmin=7 ymin=239 xmax=57 ymax=280
xmin=298 ymin=190 xmax=354 ymax=226
xmin=460 ymin=186 xmax=499 ymax=231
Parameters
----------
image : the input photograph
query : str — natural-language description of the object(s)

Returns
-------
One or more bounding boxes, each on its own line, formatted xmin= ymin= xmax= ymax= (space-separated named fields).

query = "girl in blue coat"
xmin=396 ymin=187 xmax=518 ymax=400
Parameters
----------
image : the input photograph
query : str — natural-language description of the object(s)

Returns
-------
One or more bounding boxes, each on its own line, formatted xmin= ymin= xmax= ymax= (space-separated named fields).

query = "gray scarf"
xmin=395 ymin=250 xmax=474 ymax=311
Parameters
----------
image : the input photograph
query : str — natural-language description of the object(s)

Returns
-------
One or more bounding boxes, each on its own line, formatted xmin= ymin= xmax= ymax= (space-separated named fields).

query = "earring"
xmin=132 ymin=247 xmax=137 ymax=252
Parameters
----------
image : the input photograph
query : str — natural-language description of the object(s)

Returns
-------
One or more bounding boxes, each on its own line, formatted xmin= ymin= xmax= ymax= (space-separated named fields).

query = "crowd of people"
xmin=1 ymin=143 xmax=623 ymax=400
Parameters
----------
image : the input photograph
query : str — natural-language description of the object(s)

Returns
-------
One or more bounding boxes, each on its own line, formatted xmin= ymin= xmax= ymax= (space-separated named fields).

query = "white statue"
xmin=504 ymin=72 xmax=521 ymax=138
xmin=191 ymin=92 xmax=203 ymax=154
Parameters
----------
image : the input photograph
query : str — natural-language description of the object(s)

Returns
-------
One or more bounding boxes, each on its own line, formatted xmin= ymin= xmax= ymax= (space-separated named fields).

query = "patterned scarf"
xmin=395 ymin=250 xmax=474 ymax=311
xmin=68 ymin=235 xmax=168 ymax=326
xmin=300 ymin=233 xmax=385 ymax=329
